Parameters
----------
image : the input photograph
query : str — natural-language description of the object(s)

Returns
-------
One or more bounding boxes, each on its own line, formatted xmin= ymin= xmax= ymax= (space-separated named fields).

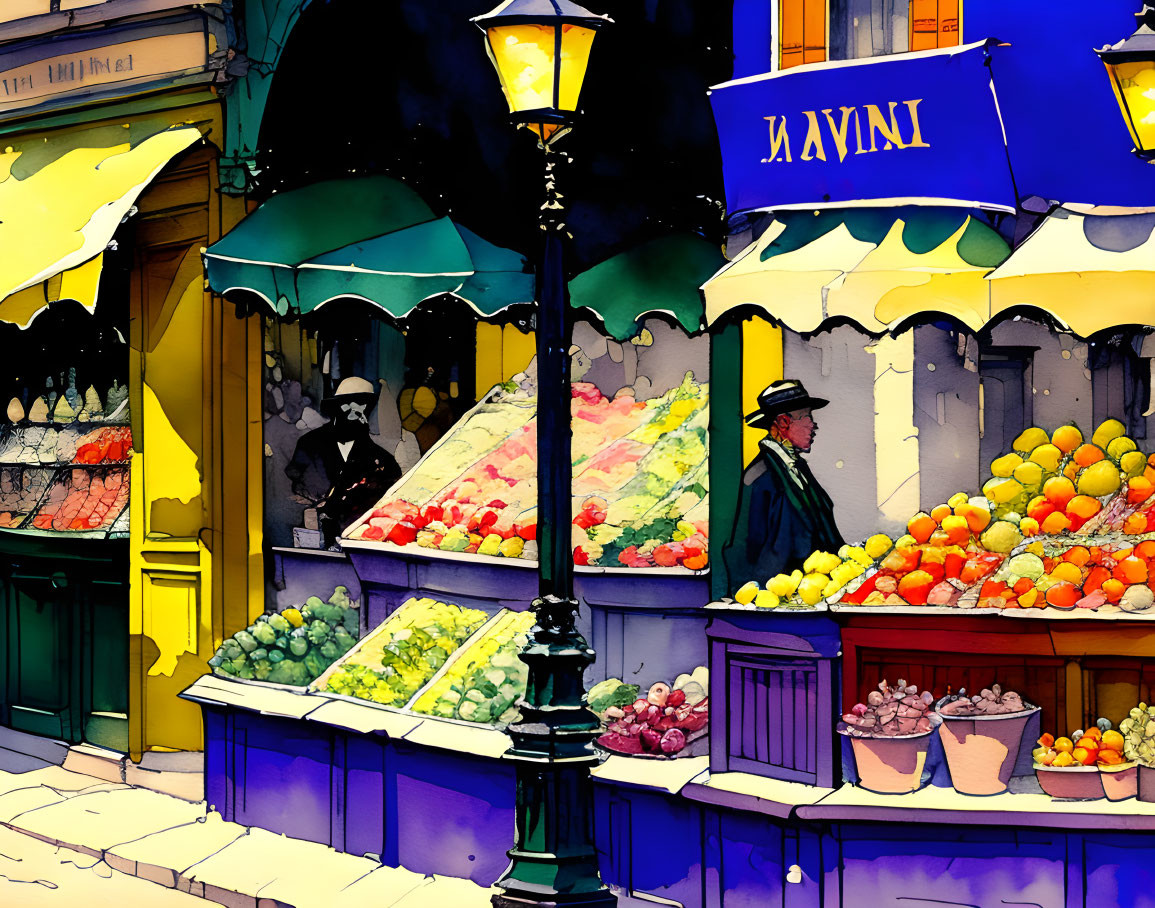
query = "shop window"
xmin=262 ymin=299 xmax=480 ymax=553
xmin=779 ymin=0 xmax=827 ymax=69
xmin=830 ymin=0 xmax=909 ymax=60
xmin=793 ymin=0 xmax=960 ymax=66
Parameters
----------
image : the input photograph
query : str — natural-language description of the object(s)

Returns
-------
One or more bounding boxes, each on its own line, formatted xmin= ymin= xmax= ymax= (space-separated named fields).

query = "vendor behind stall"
xmin=724 ymin=380 xmax=844 ymax=586
xmin=286 ymin=377 xmax=402 ymax=545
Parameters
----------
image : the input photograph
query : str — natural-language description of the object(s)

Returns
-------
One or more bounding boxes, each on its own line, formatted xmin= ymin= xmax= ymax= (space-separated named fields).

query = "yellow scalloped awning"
xmin=988 ymin=212 xmax=1155 ymax=337
xmin=0 ymin=124 xmax=203 ymax=327
xmin=703 ymin=208 xmax=1012 ymax=334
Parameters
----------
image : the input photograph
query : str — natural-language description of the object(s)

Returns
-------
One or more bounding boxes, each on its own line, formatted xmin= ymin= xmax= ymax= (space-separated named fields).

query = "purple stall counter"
xmin=342 ymin=539 xmax=711 ymax=691
xmin=705 ymin=605 xmax=842 ymax=789
xmin=342 ymin=539 xmax=537 ymax=628
xmin=181 ymin=674 xmax=515 ymax=884
xmin=592 ymin=778 xmax=708 ymax=908
xmin=272 ymin=546 xmax=364 ymax=632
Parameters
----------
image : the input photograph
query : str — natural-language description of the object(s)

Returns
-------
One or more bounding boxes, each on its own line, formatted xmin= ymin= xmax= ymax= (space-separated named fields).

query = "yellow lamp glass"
xmin=485 ymin=22 xmax=597 ymax=143
xmin=488 ymin=24 xmax=560 ymax=114
xmin=1105 ymin=58 xmax=1155 ymax=155
xmin=558 ymin=24 xmax=597 ymax=110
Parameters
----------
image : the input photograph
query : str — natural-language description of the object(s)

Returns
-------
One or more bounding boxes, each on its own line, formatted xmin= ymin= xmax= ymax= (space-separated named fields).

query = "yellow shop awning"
xmin=988 ymin=210 xmax=1155 ymax=336
xmin=703 ymin=207 xmax=1012 ymax=334
xmin=0 ymin=123 xmax=203 ymax=327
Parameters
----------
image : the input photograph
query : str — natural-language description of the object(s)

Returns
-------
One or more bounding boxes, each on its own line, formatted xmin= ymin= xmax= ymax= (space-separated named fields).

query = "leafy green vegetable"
xmin=587 ymin=678 xmax=640 ymax=715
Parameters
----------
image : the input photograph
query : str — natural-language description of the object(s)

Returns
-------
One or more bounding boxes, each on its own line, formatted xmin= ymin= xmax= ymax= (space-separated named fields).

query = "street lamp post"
xmin=1097 ymin=1 xmax=1155 ymax=160
xmin=472 ymin=2 xmax=617 ymax=907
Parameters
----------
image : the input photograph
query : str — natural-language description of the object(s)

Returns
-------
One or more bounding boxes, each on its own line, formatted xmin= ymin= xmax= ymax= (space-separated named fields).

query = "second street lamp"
xmin=1097 ymin=1 xmax=1155 ymax=160
xmin=472 ymin=2 xmax=617 ymax=907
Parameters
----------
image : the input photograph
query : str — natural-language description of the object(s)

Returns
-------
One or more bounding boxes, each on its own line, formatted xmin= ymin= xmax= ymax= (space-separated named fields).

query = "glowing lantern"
xmin=472 ymin=0 xmax=611 ymax=146
xmin=1097 ymin=2 xmax=1155 ymax=160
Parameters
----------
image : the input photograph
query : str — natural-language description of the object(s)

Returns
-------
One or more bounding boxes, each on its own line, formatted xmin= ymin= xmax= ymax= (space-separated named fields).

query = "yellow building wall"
xmin=123 ymin=103 xmax=261 ymax=757
xmin=476 ymin=321 xmax=536 ymax=396
xmin=741 ymin=316 xmax=784 ymax=466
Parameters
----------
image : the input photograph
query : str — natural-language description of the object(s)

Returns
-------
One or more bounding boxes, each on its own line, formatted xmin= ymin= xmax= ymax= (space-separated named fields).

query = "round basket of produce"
xmin=1033 ymin=721 xmax=1132 ymax=800
xmin=1034 ymin=763 xmax=1106 ymax=800
xmin=1120 ymin=703 xmax=1155 ymax=802
xmin=1101 ymin=763 xmax=1139 ymax=801
xmin=936 ymin=685 xmax=1038 ymax=796
xmin=840 ymin=680 xmax=938 ymax=794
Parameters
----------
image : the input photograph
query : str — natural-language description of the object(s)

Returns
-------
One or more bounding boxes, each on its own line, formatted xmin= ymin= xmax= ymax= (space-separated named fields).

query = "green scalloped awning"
xmin=204 ymin=176 xmax=534 ymax=318
xmin=569 ymin=234 xmax=723 ymax=340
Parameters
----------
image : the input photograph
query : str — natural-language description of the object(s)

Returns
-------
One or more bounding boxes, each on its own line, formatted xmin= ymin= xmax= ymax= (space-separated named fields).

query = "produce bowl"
xmin=1100 ymin=762 xmax=1138 ymax=801
xmin=840 ymin=728 xmax=934 ymax=794
xmin=935 ymin=699 xmax=1039 ymax=796
xmin=595 ymin=726 xmax=708 ymax=760
xmin=1033 ymin=763 xmax=1105 ymax=801
xmin=1138 ymin=764 xmax=1155 ymax=802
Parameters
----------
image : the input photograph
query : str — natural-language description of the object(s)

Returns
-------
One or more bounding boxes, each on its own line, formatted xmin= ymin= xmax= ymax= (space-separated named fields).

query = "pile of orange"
xmin=980 ymin=540 xmax=1155 ymax=610
xmin=906 ymin=495 xmax=991 ymax=548
xmin=1034 ymin=726 xmax=1126 ymax=767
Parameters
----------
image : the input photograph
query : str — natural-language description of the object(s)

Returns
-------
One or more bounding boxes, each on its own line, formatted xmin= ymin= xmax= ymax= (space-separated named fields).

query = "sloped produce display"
xmin=32 ymin=466 xmax=129 ymax=533
xmin=206 ymin=595 xmax=545 ymax=730
xmin=0 ymin=466 xmax=56 ymax=528
xmin=0 ymin=409 xmax=132 ymax=537
xmin=315 ymin=598 xmax=488 ymax=707
xmin=410 ymin=609 xmax=536 ymax=724
xmin=345 ymin=372 xmax=709 ymax=569
xmin=727 ymin=418 xmax=1155 ymax=617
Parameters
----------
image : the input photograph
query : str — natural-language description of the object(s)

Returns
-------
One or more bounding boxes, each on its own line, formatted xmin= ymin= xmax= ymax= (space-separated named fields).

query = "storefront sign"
xmin=0 ymin=29 xmax=211 ymax=114
xmin=710 ymin=41 xmax=1018 ymax=213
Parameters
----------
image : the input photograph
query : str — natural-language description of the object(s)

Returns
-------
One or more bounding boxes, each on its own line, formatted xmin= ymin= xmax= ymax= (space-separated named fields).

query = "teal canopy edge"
xmin=569 ymin=234 xmax=724 ymax=340
xmin=204 ymin=176 xmax=534 ymax=318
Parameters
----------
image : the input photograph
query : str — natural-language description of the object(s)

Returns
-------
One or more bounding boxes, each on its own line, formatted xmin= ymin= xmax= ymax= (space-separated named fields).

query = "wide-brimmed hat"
xmin=744 ymin=379 xmax=828 ymax=429
xmin=321 ymin=376 xmax=377 ymax=416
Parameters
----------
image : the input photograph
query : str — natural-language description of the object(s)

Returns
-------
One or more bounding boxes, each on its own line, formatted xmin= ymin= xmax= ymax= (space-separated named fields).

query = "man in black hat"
xmin=723 ymin=379 xmax=844 ymax=586
xmin=286 ymin=376 xmax=402 ymax=545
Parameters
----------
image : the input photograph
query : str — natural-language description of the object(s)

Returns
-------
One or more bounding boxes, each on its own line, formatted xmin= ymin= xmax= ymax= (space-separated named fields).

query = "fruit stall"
xmin=339 ymin=367 xmax=712 ymax=690
xmin=709 ymin=416 xmax=1155 ymax=800
xmin=0 ymin=376 xmax=132 ymax=751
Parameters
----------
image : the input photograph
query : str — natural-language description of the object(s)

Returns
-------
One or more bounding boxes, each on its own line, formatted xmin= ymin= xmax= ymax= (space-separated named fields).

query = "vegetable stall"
xmin=341 ymin=364 xmax=712 ymax=691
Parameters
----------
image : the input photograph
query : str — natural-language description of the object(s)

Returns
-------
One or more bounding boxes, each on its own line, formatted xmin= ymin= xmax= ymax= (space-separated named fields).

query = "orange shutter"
xmin=910 ymin=0 xmax=960 ymax=53
xmin=780 ymin=0 xmax=827 ymax=70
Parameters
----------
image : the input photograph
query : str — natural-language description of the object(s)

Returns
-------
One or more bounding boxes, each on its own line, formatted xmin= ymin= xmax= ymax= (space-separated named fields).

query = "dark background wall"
xmin=254 ymin=0 xmax=734 ymax=273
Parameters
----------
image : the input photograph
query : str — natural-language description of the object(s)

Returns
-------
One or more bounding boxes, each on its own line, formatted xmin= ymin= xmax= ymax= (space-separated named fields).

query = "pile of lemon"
xmin=733 ymin=538 xmax=890 ymax=608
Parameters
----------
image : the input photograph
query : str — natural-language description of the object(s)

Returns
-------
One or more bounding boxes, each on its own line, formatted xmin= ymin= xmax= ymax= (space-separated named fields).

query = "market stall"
xmin=0 ymin=305 xmax=133 ymax=752
xmin=342 ymin=352 xmax=712 ymax=690
xmin=189 ymin=593 xmax=557 ymax=882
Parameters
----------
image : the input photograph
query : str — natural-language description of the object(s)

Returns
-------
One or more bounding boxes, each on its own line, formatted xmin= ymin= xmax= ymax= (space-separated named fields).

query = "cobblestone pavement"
xmin=0 ymin=824 xmax=203 ymax=906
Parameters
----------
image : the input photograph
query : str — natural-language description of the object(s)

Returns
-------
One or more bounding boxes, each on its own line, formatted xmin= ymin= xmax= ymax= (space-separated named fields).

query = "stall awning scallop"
xmin=988 ymin=210 xmax=1155 ymax=337
xmin=703 ymin=207 xmax=1011 ymax=334
xmin=0 ymin=124 xmax=203 ymax=327
xmin=203 ymin=176 xmax=535 ymax=318
xmin=568 ymin=234 xmax=725 ymax=340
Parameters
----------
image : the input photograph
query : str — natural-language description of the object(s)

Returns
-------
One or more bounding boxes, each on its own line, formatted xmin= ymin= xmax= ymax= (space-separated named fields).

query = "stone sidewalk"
xmin=0 ymin=762 xmax=497 ymax=907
